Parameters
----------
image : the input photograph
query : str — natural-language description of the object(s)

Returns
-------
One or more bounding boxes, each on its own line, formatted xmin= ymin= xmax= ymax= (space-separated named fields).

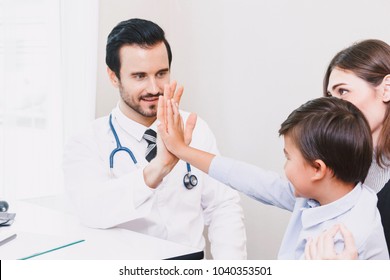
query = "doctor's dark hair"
xmin=279 ymin=97 xmax=373 ymax=184
xmin=106 ymin=18 xmax=172 ymax=79
xmin=323 ymin=39 xmax=390 ymax=167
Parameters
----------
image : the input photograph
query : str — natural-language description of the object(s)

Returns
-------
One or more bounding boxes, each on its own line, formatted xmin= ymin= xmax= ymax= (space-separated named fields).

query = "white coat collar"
xmin=111 ymin=105 xmax=158 ymax=142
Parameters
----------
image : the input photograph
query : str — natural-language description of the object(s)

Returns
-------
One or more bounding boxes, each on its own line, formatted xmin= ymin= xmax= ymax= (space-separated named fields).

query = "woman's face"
xmin=327 ymin=67 xmax=387 ymax=146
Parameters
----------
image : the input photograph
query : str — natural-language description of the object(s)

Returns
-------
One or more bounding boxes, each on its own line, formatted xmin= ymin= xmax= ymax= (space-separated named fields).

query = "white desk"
xmin=0 ymin=196 xmax=201 ymax=259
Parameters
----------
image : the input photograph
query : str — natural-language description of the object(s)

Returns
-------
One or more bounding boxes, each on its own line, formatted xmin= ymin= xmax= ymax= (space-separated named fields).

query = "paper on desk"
xmin=0 ymin=231 xmax=84 ymax=260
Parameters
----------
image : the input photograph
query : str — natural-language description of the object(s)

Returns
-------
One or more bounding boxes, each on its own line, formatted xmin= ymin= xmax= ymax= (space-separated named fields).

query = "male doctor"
xmin=63 ymin=18 xmax=246 ymax=259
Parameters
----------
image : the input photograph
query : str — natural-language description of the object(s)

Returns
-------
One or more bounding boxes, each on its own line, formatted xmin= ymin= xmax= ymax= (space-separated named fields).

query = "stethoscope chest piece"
xmin=183 ymin=173 xmax=198 ymax=190
xmin=183 ymin=162 xmax=198 ymax=189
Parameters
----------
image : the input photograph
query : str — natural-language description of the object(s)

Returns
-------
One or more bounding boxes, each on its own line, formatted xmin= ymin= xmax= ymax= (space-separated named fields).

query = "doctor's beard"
xmin=120 ymin=90 xmax=162 ymax=118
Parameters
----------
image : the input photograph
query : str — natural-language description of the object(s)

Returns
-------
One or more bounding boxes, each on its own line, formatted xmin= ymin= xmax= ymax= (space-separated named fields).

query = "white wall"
xmin=96 ymin=0 xmax=390 ymax=259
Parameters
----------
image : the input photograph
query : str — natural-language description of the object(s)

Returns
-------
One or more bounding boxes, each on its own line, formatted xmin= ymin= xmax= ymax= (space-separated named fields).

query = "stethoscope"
xmin=109 ymin=114 xmax=198 ymax=189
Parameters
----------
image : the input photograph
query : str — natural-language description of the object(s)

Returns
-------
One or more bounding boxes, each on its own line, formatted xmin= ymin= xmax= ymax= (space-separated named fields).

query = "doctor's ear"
xmin=381 ymin=74 xmax=390 ymax=103
xmin=107 ymin=67 xmax=120 ymax=88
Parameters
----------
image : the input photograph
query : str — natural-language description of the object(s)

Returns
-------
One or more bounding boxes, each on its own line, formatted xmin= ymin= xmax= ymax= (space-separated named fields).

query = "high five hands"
xmin=157 ymin=86 xmax=197 ymax=157
xmin=143 ymin=81 xmax=197 ymax=189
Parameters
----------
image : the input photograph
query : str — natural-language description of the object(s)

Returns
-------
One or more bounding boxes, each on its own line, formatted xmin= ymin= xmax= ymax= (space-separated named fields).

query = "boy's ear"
xmin=311 ymin=159 xmax=327 ymax=181
xmin=381 ymin=74 xmax=390 ymax=103
xmin=107 ymin=67 xmax=120 ymax=88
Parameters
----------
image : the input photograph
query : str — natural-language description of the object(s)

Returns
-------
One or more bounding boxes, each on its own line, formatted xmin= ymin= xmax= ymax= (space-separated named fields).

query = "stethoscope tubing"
xmin=109 ymin=114 xmax=137 ymax=168
xmin=108 ymin=114 xmax=197 ymax=189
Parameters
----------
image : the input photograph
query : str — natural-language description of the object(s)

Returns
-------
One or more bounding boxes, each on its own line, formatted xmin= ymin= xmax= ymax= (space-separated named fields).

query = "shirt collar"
xmin=301 ymin=182 xmax=363 ymax=228
xmin=111 ymin=104 xmax=158 ymax=142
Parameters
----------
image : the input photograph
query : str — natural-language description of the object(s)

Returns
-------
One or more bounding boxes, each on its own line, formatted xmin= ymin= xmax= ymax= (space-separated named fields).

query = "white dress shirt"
xmin=209 ymin=156 xmax=389 ymax=260
xmin=63 ymin=106 xmax=246 ymax=259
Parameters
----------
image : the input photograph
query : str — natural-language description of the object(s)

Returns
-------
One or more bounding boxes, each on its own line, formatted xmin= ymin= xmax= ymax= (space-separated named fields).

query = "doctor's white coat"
xmin=63 ymin=107 xmax=246 ymax=259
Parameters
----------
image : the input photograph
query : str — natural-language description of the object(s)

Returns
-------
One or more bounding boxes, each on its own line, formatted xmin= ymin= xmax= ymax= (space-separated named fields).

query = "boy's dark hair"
xmin=106 ymin=18 xmax=172 ymax=79
xmin=279 ymin=97 xmax=373 ymax=184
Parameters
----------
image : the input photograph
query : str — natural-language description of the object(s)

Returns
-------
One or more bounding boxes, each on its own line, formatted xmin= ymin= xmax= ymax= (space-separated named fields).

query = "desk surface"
xmin=0 ymin=196 xmax=200 ymax=260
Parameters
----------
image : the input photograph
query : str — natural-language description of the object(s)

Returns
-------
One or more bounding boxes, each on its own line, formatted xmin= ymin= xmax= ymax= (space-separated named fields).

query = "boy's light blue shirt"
xmin=209 ymin=156 xmax=389 ymax=259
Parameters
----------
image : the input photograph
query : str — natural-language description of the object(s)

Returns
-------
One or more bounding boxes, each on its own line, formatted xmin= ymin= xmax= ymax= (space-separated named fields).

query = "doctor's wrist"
xmin=143 ymin=158 xmax=174 ymax=189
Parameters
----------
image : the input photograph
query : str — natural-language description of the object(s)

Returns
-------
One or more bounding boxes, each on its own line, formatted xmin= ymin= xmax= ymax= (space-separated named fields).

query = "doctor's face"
xmin=109 ymin=42 xmax=170 ymax=125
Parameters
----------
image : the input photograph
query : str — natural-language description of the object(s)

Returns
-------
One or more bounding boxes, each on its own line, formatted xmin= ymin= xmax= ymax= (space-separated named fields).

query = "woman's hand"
xmin=305 ymin=224 xmax=358 ymax=260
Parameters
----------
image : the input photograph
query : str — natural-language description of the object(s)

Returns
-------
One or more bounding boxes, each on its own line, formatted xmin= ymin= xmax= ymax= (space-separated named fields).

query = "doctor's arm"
xmin=63 ymin=134 xmax=156 ymax=229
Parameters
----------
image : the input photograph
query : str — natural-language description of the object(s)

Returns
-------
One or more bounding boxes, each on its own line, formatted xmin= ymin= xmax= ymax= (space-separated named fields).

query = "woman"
xmin=323 ymin=39 xmax=390 ymax=254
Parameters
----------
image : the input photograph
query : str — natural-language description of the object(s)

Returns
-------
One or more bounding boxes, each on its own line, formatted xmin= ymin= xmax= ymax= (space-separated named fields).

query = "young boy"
xmin=158 ymin=96 xmax=389 ymax=259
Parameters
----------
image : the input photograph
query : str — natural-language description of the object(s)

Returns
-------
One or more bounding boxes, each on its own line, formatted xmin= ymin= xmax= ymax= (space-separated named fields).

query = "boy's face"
xmin=283 ymin=135 xmax=316 ymax=199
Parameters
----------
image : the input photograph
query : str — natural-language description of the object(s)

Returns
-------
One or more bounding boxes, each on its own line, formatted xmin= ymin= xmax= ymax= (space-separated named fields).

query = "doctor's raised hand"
xmin=143 ymin=82 xmax=188 ymax=188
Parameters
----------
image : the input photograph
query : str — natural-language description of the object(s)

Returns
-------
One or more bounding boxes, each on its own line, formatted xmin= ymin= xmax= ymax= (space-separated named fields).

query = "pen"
xmin=0 ymin=233 xmax=17 ymax=247
xmin=19 ymin=239 xmax=85 ymax=260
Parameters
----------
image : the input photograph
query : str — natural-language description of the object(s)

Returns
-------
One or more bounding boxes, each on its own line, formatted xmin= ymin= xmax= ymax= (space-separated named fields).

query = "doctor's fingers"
xmin=166 ymin=99 xmax=185 ymax=139
xmin=170 ymin=99 xmax=183 ymax=127
xmin=168 ymin=98 xmax=196 ymax=145
xmin=169 ymin=81 xmax=184 ymax=106
xmin=157 ymin=96 xmax=167 ymax=132
xmin=166 ymin=98 xmax=175 ymax=131
xmin=163 ymin=81 xmax=184 ymax=105
xmin=163 ymin=81 xmax=175 ymax=99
